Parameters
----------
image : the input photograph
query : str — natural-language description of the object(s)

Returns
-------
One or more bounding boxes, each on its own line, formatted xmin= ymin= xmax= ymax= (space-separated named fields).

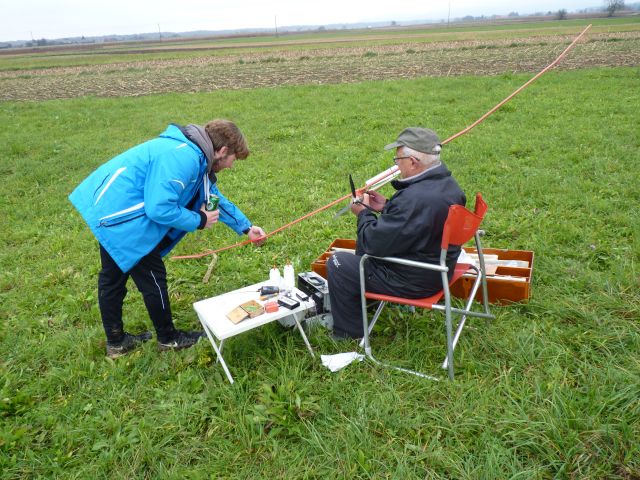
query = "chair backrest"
xmin=441 ymin=193 xmax=487 ymax=249
xmin=473 ymin=192 xmax=488 ymax=218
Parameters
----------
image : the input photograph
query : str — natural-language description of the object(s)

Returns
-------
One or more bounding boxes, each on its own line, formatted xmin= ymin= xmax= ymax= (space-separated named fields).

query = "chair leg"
xmin=365 ymin=351 xmax=441 ymax=381
xmin=359 ymin=301 xmax=386 ymax=348
xmin=442 ymin=316 xmax=465 ymax=371
xmin=445 ymin=320 xmax=454 ymax=380
xmin=443 ymin=277 xmax=455 ymax=380
xmin=475 ymin=233 xmax=493 ymax=316
xmin=360 ymin=260 xmax=372 ymax=354
xmin=360 ymin=259 xmax=439 ymax=380
xmin=441 ymin=272 xmax=482 ymax=369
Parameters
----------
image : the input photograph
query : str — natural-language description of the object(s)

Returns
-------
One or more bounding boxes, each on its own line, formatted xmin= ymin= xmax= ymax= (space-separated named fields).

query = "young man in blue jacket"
xmin=69 ymin=120 xmax=266 ymax=358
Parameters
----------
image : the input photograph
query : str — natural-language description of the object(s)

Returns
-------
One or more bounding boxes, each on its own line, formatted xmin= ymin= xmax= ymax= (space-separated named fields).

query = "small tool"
xmin=349 ymin=174 xmax=377 ymax=213
xmin=333 ymin=174 xmax=377 ymax=218
xmin=259 ymin=285 xmax=279 ymax=296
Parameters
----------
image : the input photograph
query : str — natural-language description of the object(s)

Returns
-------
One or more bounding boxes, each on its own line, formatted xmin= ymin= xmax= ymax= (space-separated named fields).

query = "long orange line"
xmin=172 ymin=24 xmax=591 ymax=261
xmin=171 ymin=192 xmax=354 ymax=259
xmin=356 ymin=24 xmax=593 ymax=191
xmin=442 ymin=24 xmax=592 ymax=145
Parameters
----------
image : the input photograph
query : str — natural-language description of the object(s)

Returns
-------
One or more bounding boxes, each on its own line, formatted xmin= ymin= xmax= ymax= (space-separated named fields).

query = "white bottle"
xmin=283 ymin=261 xmax=295 ymax=293
xmin=269 ymin=266 xmax=281 ymax=287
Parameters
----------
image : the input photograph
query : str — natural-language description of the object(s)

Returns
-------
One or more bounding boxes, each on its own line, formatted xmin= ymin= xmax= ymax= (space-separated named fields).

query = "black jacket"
xmin=356 ymin=162 xmax=466 ymax=296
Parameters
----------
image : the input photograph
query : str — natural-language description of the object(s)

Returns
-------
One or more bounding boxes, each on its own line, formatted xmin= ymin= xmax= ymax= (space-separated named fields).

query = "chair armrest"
xmin=360 ymin=254 xmax=448 ymax=273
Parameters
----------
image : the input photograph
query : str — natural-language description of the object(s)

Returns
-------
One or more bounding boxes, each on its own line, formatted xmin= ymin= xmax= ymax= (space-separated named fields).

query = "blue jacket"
xmin=69 ymin=124 xmax=251 ymax=272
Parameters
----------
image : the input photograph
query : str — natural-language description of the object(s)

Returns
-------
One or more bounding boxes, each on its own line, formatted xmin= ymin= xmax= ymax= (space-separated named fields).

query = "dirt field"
xmin=1 ymin=31 xmax=639 ymax=101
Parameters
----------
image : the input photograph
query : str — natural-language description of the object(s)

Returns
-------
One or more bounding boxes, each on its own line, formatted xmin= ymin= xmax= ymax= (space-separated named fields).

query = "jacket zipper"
xmin=100 ymin=212 xmax=145 ymax=227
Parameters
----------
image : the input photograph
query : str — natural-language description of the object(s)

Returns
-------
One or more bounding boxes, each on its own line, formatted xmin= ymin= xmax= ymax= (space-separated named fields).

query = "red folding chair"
xmin=359 ymin=193 xmax=494 ymax=380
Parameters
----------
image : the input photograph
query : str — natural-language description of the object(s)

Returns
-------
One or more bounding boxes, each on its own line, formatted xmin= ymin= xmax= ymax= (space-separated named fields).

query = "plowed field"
xmin=2 ymin=31 xmax=639 ymax=101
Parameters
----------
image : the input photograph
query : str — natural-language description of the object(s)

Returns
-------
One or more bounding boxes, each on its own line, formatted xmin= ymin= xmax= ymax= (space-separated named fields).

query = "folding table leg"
xmin=293 ymin=316 xmax=315 ymax=358
xmin=216 ymin=340 xmax=224 ymax=364
xmin=198 ymin=317 xmax=234 ymax=384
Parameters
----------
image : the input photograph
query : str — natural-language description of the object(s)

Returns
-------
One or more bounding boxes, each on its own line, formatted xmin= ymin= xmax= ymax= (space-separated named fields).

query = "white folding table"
xmin=193 ymin=281 xmax=316 ymax=383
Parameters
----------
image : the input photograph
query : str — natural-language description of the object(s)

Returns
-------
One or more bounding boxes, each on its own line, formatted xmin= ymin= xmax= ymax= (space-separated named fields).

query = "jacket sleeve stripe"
xmin=170 ymin=179 xmax=185 ymax=190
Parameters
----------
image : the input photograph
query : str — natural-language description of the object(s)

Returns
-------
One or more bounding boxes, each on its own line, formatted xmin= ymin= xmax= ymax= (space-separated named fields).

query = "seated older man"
xmin=327 ymin=127 xmax=466 ymax=339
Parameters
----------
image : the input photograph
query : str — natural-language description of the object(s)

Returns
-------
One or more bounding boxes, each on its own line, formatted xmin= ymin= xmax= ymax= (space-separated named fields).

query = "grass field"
xmin=1 ymin=19 xmax=639 ymax=479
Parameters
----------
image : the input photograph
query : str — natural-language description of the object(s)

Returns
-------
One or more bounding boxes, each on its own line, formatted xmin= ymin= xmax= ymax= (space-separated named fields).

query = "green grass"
xmin=1 ymin=17 xmax=638 ymax=71
xmin=1 ymin=67 xmax=639 ymax=478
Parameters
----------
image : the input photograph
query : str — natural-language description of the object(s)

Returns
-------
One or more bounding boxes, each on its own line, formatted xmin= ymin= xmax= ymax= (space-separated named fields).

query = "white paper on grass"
xmin=321 ymin=352 xmax=365 ymax=372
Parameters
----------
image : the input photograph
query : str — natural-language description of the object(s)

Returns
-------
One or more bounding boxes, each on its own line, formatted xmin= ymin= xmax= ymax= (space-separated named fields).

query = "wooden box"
xmin=450 ymin=247 xmax=534 ymax=304
xmin=311 ymin=240 xmax=533 ymax=304
xmin=311 ymin=239 xmax=357 ymax=278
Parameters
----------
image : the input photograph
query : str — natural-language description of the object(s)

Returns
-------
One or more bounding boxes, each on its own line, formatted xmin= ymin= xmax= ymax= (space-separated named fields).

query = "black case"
xmin=297 ymin=272 xmax=330 ymax=314
xmin=278 ymin=296 xmax=300 ymax=310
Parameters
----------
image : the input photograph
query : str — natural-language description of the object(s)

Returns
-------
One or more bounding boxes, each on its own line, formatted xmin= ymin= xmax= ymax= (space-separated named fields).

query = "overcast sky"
xmin=2 ymin=0 xmax=597 ymax=42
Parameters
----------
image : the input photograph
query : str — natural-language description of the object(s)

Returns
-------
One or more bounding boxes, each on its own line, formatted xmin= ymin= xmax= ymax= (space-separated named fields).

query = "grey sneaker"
xmin=158 ymin=330 xmax=205 ymax=352
xmin=106 ymin=331 xmax=152 ymax=359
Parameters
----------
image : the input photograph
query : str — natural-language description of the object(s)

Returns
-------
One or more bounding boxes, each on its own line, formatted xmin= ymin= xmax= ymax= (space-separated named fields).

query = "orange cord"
xmin=442 ymin=24 xmax=592 ymax=145
xmin=172 ymin=24 xmax=591 ymax=261
xmin=170 ymin=192 xmax=353 ymax=259
xmin=352 ymin=24 xmax=593 ymax=194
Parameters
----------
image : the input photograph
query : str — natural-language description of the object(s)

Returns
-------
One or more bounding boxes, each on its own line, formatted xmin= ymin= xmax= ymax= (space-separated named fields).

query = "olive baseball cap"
xmin=384 ymin=127 xmax=442 ymax=154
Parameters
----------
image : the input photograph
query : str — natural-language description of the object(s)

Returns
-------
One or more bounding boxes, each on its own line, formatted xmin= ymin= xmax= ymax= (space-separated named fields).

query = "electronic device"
xmin=297 ymin=271 xmax=331 ymax=315
xmin=275 ymin=273 xmax=332 ymax=329
xmin=278 ymin=296 xmax=300 ymax=310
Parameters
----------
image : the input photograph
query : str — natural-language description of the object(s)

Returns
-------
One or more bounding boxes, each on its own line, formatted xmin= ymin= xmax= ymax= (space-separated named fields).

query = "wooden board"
xmin=226 ymin=306 xmax=250 ymax=324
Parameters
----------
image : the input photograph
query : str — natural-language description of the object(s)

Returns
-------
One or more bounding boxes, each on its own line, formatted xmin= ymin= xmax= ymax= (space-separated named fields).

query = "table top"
xmin=193 ymin=280 xmax=315 ymax=340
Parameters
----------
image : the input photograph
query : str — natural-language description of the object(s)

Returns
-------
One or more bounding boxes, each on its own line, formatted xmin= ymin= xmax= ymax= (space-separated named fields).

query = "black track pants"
xmin=326 ymin=251 xmax=448 ymax=338
xmin=98 ymin=244 xmax=177 ymax=344
xmin=326 ymin=252 xmax=401 ymax=339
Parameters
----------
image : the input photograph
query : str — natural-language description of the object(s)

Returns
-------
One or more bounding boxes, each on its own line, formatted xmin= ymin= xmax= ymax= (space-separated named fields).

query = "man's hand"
xmin=363 ymin=191 xmax=386 ymax=212
xmin=247 ymin=226 xmax=267 ymax=246
xmin=200 ymin=205 xmax=219 ymax=229
xmin=350 ymin=191 xmax=385 ymax=216
xmin=350 ymin=199 xmax=366 ymax=216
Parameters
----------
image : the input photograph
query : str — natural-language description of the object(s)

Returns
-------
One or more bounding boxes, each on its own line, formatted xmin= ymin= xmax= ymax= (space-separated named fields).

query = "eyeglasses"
xmin=393 ymin=155 xmax=413 ymax=164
